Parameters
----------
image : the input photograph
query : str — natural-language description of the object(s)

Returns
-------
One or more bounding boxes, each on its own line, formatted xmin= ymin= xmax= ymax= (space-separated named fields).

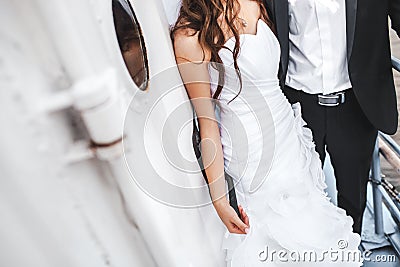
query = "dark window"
xmin=112 ymin=0 xmax=149 ymax=90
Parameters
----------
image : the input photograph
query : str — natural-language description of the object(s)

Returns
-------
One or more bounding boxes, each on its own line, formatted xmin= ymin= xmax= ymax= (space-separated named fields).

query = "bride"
xmin=170 ymin=0 xmax=362 ymax=265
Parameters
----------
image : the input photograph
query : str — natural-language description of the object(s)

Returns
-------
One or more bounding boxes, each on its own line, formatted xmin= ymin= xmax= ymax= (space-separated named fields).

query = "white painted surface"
xmin=0 ymin=0 xmax=225 ymax=266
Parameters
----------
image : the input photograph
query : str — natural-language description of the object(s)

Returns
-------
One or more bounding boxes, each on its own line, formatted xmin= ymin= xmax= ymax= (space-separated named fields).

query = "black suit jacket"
xmin=265 ymin=0 xmax=400 ymax=134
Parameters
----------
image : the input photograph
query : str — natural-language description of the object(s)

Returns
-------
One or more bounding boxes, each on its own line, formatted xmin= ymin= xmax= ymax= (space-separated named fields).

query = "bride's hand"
xmin=214 ymin=200 xmax=250 ymax=234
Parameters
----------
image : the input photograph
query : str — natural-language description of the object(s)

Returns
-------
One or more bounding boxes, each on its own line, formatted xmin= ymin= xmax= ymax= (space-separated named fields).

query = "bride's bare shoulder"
xmin=173 ymin=28 xmax=211 ymax=62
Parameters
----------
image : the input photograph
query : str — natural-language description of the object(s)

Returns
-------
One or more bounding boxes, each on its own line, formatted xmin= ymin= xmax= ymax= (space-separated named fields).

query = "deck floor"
xmin=362 ymin=246 xmax=398 ymax=267
xmin=360 ymin=202 xmax=399 ymax=266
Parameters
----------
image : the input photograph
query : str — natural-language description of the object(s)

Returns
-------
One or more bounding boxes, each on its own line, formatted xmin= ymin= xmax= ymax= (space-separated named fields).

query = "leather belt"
xmin=318 ymin=92 xmax=346 ymax=106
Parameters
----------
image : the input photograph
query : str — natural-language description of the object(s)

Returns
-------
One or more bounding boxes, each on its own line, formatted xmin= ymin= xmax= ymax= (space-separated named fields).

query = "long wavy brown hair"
xmin=171 ymin=0 xmax=274 ymax=102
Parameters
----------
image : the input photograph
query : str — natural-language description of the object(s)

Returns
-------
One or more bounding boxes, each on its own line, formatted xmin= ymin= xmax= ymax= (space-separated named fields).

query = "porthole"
xmin=112 ymin=0 xmax=149 ymax=90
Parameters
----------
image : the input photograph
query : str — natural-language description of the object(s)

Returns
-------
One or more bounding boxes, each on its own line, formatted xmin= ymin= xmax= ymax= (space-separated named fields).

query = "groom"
xmin=264 ymin=0 xmax=400 ymax=234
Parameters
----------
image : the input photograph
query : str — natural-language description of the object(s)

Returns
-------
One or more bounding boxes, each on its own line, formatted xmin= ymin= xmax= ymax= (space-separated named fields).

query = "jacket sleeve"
xmin=390 ymin=0 xmax=400 ymax=37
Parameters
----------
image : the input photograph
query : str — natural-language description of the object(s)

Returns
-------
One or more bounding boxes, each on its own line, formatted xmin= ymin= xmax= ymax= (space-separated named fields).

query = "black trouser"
xmin=283 ymin=86 xmax=378 ymax=234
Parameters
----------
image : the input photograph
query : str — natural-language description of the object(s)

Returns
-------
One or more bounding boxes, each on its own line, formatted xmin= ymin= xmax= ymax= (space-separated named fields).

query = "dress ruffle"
xmin=292 ymin=103 xmax=328 ymax=193
xmin=222 ymin=103 xmax=363 ymax=267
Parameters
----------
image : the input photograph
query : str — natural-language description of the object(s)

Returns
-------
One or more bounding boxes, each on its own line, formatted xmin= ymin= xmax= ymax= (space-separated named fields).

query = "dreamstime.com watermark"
xmin=258 ymin=240 xmax=396 ymax=264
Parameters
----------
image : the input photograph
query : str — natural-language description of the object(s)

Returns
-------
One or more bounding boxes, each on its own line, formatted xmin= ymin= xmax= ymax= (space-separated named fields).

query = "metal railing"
xmin=393 ymin=56 xmax=400 ymax=72
xmin=371 ymin=57 xmax=400 ymax=237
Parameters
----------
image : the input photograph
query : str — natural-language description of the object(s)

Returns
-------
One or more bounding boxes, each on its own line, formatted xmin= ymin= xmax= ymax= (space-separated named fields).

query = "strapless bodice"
xmin=209 ymin=19 xmax=281 ymax=103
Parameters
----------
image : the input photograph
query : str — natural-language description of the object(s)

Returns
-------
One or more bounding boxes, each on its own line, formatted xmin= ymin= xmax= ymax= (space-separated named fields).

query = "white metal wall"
xmin=0 ymin=0 xmax=225 ymax=266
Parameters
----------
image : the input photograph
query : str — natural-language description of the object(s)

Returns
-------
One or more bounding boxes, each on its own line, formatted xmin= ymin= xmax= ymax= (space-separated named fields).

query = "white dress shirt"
xmin=285 ymin=0 xmax=352 ymax=95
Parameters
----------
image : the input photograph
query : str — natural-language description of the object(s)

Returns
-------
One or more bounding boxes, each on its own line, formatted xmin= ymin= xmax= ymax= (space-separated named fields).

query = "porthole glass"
xmin=112 ymin=0 xmax=149 ymax=90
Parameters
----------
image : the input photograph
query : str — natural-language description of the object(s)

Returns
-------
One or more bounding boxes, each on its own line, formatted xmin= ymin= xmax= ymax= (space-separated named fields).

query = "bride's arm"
xmin=173 ymin=32 xmax=249 ymax=234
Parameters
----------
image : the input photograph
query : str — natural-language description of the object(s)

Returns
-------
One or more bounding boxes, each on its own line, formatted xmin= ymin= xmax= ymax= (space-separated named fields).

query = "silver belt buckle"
xmin=318 ymin=92 xmax=346 ymax=106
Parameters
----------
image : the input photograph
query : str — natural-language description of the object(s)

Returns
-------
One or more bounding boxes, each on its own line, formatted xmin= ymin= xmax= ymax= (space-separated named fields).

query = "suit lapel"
xmin=346 ymin=0 xmax=358 ymax=60
xmin=271 ymin=0 xmax=289 ymax=80
xmin=264 ymin=0 xmax=275 ymax=22
xmin=274 ymin=0 xmax=289 ymax=45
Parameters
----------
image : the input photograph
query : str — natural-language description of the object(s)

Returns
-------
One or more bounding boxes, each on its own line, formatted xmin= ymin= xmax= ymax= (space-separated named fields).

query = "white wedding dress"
xmin=207 ymin=19 xmax=363 ymax=266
